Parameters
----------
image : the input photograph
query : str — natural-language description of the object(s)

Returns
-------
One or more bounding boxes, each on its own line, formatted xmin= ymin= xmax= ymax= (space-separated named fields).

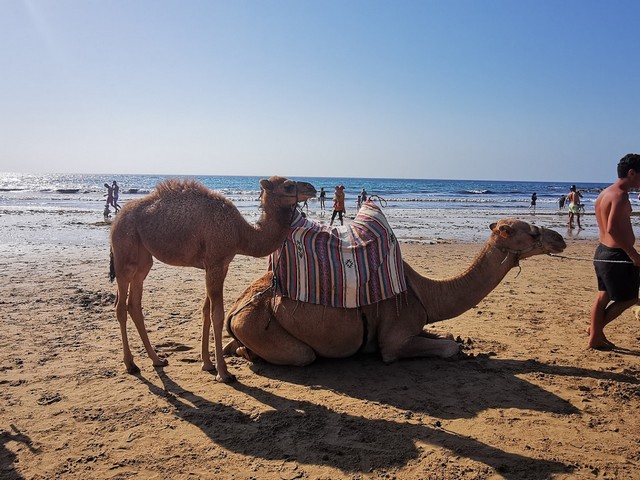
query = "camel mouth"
xmin=547 ymin=237 xmax=567 ymax=254
xmin=548 ymin=244 xmax=566 ymax=254
xmin=297 ymin=184 xmax=317 ymax=201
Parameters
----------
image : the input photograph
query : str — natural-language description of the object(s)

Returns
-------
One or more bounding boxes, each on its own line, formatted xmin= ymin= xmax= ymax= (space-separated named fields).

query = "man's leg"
xmin=589 ymin=291 xmax=636 ymax=349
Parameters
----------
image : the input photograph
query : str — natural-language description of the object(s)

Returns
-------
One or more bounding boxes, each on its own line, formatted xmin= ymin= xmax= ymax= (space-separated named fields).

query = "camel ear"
xmin=260 ymin=179 xmax=273 ymax=191
xmin=498 ymin=224 xmax=512 ymax=238
xmin=489 ymin=222 xmax=497 ymax=231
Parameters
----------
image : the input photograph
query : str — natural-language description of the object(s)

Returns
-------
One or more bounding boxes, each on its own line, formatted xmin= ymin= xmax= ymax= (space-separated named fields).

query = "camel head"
xmin=259 ymin=176 xmax=317 ymax=209
xmin=489 ymin=218 xmax=566 ymax=260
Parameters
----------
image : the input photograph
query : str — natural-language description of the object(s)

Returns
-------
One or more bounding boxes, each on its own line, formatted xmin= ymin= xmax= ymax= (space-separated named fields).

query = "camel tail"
xmin=109 ymin=249 xmax=116 ymax=283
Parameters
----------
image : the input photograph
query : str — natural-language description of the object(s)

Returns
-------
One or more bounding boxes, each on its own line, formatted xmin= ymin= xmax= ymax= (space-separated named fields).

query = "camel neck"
xmin=422 ymin=242 xmax=517 ymax=321
xmin=237 ymin=205 xmax=295 ymax=258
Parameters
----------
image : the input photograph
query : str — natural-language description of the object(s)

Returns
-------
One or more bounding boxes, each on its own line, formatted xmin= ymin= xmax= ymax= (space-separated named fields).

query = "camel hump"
xmin=155 ymin=179 xmax=223 ymax=199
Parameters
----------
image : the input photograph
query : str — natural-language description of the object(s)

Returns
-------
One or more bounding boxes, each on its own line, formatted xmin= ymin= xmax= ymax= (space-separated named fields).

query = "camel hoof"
xmin=442 ymin=340 xmax=464 ymax=359
xmin=201 ymin=362 xmax=216 ymax=372
xmin=126 ymin=363 xmax=141 ymax=374
xmin=223 ymin=340 xmax=240 ymax=356
xmin=152 ymin=358 xmax=169 ymax=368
xmin=216 ymin=372 xmax=237 ymax=383
xmin=237 ymin=346 xmax=259 ymax=362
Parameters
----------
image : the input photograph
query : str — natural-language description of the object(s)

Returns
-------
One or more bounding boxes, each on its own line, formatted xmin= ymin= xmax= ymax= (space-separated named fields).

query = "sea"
xmin=0 ymin=172 xmax=610 ymax=248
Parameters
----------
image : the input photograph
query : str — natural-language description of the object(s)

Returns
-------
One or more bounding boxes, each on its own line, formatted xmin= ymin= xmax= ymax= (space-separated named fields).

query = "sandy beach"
xmin=1 ymin=217 xmax=639 ymax=479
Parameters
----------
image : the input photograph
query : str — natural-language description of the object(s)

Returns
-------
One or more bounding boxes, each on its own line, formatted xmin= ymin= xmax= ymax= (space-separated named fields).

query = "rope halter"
xmin=496 ymin=226 xmax=550 ymax=277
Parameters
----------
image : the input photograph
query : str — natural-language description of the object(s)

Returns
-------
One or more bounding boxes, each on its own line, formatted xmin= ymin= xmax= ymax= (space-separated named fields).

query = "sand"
xmin=1 ymin=230 xmax=639 ymax=479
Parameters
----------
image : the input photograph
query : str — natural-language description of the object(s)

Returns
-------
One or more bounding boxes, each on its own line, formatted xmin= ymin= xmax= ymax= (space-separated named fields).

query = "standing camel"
xmin=109 ymin=176 xmax=316 ymax=382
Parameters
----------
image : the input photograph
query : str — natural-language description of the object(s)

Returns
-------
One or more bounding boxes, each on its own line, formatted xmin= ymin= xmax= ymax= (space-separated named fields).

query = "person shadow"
xmin=129 ymin=353 xmax=622 ymax=479
xmin=0 ymin=424 xmax=38 ymax=480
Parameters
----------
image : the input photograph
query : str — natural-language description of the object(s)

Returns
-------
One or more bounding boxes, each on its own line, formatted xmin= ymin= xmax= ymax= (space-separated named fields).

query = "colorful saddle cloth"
xmin=270 ymin=201 xmax=407 ymax=308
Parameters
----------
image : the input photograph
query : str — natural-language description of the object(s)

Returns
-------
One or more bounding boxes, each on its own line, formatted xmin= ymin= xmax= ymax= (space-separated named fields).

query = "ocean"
xmin=0 ymin=172 xmax=609 ymax=247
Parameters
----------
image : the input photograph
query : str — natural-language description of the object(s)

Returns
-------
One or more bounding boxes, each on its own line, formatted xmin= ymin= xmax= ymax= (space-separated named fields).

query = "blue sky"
xmin=1 ymin=0 xmax=638 ymax=182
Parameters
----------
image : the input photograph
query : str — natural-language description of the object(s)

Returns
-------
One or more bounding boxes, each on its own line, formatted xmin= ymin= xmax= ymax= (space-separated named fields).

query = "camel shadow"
xmin=137 ymin=369 xmax=572 ymax=479
xmin=0 ymin=424 xmax=38 ymax=480
xmin=249 ymin=354 xmax=638 ymax=419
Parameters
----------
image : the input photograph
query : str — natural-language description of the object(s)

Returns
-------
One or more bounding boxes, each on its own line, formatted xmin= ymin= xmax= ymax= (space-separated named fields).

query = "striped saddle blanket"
xmin=270 ymin=201 xmax=407 ymax=308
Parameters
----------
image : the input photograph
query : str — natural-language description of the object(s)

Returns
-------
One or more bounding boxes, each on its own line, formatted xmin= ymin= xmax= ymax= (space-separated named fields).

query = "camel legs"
xmin=116 ymin=278 xmax=140 ymax=373
xmin=115 ymin=251 xmax=167 ymax=373
xmin=226 ymin=301 xmax=317 ymax=366
xmin=204 ymin=265 xmax=235 ymax=383
xmin=201 ymin=296 xmax=215 ymax=371
xmin=379 ymin=332 xmax=461 ymax=362
xmin=380 ymin=329 xmax=460 ymax=363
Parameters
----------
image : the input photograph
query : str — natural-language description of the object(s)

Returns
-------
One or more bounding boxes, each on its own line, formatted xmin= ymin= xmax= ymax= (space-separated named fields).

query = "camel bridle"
xmin=497 ymin=226 xmax=549 ymax=269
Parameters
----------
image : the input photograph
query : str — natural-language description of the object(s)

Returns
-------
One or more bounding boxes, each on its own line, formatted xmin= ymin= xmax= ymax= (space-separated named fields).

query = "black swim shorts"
xmin=594 ymin=244 xmax=640 ymax=301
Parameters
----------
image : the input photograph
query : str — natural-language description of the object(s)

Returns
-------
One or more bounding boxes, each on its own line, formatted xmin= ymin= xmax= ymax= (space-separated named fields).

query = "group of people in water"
xmin=103 ymin=180 xmax=120 ymax=218
xmin=530 ymin=184 xmax=584 ymax=229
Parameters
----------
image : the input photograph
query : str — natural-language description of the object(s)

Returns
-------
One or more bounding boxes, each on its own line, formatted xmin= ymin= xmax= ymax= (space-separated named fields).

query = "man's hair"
xmin=617 ymin=153 xmax=640 ymax=178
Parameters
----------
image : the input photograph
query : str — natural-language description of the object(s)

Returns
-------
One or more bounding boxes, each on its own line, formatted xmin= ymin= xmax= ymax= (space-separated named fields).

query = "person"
xmin=104 ymin=183 xmax=114 ymax=209
xmin=112 ymin=180 xmax=121 ymax=213
xmin=567 ymin=185 xmax=582 ymax=229
xmin=529 ymin=192 xmax=537 ymax=213
xmin=330 ymin=185 xmax=346 ymax=226
xmin=360 ymin=188 xmax=368 ymax=203
xmin=588 ymin=153 xmax=640 ymax=350
xmin=319 ymin=187 xmax=326 ymax=211
xmin=558 ymin=194 xmax=566 ymax=210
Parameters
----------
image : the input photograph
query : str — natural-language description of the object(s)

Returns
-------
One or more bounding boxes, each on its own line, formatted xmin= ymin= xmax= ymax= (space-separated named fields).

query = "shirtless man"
xmin=567 ymin=185 xmax=582 ymax=229
xmin=589 ymin=153 xmax=640 ymax=350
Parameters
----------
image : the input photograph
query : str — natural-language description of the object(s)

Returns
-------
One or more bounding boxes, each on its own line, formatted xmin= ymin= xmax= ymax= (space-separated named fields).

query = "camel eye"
xmin=530 ymin=227 xmax=541 ymax=238
xmin=283 ymin=183 xmax=296 ymax=193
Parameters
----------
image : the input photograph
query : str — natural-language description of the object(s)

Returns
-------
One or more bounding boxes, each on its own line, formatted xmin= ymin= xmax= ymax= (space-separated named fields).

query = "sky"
xmin=0 ymin=0 xmax=638 ymax=183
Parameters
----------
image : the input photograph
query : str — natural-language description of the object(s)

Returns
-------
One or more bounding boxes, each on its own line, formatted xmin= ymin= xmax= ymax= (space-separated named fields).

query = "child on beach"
xmin=588 ymin=153 xmax=640 ymax=350
xmin=103 ymin=183 xmax=113 ymax=219
xmin=558 ymin=194 xmax=566 ymax=210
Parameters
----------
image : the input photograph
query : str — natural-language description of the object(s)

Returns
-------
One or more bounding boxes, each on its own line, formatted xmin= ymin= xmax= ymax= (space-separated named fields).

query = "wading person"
xmin=567 ymin=185 xmax=582 ymax=229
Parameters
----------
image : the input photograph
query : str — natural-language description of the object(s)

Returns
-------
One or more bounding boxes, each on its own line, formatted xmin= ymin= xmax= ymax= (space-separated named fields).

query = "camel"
xmin=109 ymin=176 xmax=316 ymax=382
xmin=224 ymin=219 xmax=566 ymax=366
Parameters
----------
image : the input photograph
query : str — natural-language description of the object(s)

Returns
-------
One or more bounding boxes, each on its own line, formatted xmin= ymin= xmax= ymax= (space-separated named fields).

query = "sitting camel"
xmin=224 ymin=219 xmax=566 ymax=365
xmin=109 ymin=176 xmax=316 ymax=382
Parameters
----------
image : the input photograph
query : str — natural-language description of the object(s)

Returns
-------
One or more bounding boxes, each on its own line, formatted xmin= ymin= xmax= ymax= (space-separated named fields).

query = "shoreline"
xmin=0 ymin=203 xmax=600 ymax=250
